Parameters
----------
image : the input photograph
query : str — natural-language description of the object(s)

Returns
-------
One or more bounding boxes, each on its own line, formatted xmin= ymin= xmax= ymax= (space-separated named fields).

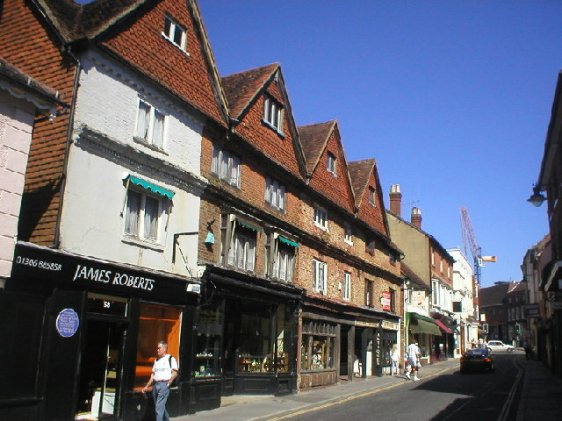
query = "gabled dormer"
xmin=222 ymin=63 xmax=305 ymax=179
xmin=298 ymin=121 xmax=356 ymax=214
xmin=348 ymin=159 xmax=389 ymax=237
xmin=81 ymin=0 xmax=228 ymax=127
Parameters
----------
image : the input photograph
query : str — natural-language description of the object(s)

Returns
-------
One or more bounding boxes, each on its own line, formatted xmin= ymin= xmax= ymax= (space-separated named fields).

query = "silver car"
xmin=486 ymin=340 xmax=514 ymax=352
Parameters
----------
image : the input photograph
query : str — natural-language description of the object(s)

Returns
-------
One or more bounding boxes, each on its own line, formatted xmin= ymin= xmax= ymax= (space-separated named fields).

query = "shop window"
xmin=234 ymin=305 xmax=290 ymax=374
xmin=134 ymin=303 xmax=182 ymax=390
xmin=301 ymin=321 xmax=336 ymax=371
xmin=195 ymin=305 xmax=223 ymax=377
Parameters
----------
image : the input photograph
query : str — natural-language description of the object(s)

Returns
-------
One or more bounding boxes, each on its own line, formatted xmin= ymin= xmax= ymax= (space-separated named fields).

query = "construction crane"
xmin=460 ymin=207 xmax=496 ymax=285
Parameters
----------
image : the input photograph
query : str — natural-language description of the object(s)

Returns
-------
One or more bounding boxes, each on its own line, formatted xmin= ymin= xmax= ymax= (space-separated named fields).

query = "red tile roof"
xmin=298 ymin=121 xmax=335 ymax=175
xmin=222 ymin=63 xmax=279 ymax=118
xmin=348 ymin=159 xmax=375 ymax=206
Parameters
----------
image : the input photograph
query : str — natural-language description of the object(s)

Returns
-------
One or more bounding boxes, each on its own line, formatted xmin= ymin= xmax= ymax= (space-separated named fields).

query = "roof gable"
xmin=349 ymin=159 xmax=390 ymax=236
xmin=299 ymin=121 xmax=356 ymax=213
xmin=37 ymin=0 xmax=228 ymax=126
xmin=222 ymin=64 xmax=306 ymax=179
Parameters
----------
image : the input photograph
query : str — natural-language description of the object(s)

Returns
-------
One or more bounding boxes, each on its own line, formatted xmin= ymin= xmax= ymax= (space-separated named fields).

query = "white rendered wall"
xmin=60 ymin=51 xmax=205 ymax=277
xmin=0 ymin=95 xmax=34 ymax=280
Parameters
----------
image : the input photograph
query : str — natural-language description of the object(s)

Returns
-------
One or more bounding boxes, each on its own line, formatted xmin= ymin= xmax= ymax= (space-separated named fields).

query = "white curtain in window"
xmin=136 ymin=101 xmax=150 ymax=139
xmin=125 ymin=190 xmax=141 ymax=235
xmin=144 ymin=196 xmax=159 ymax=240
xmin=152 ymin=110 xmax=164 ymax=147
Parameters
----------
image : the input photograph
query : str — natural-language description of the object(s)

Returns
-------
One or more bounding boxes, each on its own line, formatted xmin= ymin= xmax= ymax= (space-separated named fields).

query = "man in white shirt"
xmin=142 ymin=341 xmax=179 ymax=421
xmin=406 ymin=341 xmax=420 ymax=381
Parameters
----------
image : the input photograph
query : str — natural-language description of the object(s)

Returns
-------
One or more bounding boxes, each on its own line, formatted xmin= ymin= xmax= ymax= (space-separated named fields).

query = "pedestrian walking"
xmin=390 ymin=344 xmax=400 ymax=375
xmin=406 ymin=341 xmax=421 ymax=381
xmin=142 ymin=341 xmax=179 ymax=421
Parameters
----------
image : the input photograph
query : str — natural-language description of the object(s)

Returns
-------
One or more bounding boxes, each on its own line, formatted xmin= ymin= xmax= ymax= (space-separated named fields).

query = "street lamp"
xmin=527 ymin=187 xmax=546 ymax=207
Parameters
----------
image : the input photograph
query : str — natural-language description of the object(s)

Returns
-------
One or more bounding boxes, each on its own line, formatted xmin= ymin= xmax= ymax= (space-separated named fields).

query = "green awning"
xmin=128 ymin=175 xmax=174 ymax=200
xmin=408 ymin=313 xmax=442 ymax=336
xmin=237 ymin=219 xmax=261 ymax=232
xmin=278 ymin=235 xmax=299 ymax=248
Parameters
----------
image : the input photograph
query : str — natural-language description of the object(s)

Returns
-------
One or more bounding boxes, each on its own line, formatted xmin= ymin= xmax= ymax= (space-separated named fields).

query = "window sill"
xmin=122 ymin=236 xmax=164 ymax=252
xmin=261 ymin=119 xmax=285 ymax=138
xmin=133 ymin=137 xmax=168 ymax=155
xmin=161 ymin=33 xmax=190 ymax=56
xmin=314 ymin=223 xmax=329 ymax=231
xmin=344 ymin=239 xmax=354 ymax=246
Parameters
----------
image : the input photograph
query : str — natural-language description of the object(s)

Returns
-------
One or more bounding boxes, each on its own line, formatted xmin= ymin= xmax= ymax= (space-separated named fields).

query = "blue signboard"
xmin=56 ymin=308 xmax=80 ymax=338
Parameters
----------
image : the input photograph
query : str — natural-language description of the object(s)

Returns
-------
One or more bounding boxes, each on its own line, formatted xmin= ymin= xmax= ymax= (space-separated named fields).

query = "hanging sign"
xmin=55 ymin=308 xmax=80 ymax=338
xmin=381 ymin=291 xmax=391 ymax=311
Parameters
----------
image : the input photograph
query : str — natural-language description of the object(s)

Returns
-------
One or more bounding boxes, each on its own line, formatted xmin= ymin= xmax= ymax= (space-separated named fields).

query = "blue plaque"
xmin=56 ymin=308 xmax=80 ymax=338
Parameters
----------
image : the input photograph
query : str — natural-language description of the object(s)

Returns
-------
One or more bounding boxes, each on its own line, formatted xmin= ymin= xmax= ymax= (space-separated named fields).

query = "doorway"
xmin=75 ymin=319 xmax=126 ymax=420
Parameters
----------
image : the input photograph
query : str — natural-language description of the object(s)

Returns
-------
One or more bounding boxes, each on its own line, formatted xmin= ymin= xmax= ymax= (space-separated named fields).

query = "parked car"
xmin=460 ymin=348 xmax=495 ymax=373
xmin=486 ymin=340 xmax=514 ymax=352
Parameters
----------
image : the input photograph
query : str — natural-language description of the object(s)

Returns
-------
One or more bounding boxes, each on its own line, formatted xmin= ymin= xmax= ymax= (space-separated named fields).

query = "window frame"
xmin=327 ymin=152 xmax=337 ymax=175
xmin=343 ymin=271 xmax=351 ymax=301
xmin=163 ymin=15 xmax=187 ymax=51
xmin=312 ymin=259 xmax=327 ymax=294
xmin=265 ymin=177 xmax=286 ymax=211
xmin=212 ymin=147 xmax=241 ymax=187
xmin=314 ymin=206 xmax=328 ymax=230
xmin=344 ymin=223 xmax=353 ymax=244
xmin=135 ymin=99 xmax=166 ymax=149
xmin=263 ymin=96 xmax=284 ymax=134
xmin=365 ymin=280 xmax=373 ymax=307
xmin=368 ymin=187 xmax=376 ymax=206
xmin=124 ymin=188 xmax=165 ymax=243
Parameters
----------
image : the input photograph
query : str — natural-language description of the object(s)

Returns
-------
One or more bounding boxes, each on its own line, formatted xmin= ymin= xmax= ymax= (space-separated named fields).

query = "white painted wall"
xmin=60 ymin=51 xmax=206 ymax=277
xmin=0 ymin=95 xmax=35 ymax=281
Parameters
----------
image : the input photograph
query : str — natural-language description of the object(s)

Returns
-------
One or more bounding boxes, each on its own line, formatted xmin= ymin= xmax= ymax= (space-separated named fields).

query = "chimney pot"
xmin=411 ymin=207 xmax=422 ymax=229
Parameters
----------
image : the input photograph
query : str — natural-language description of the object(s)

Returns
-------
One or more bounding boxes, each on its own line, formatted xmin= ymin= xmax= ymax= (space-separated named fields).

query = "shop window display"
xmin=235 ymin=305 xmax=290 ymax=373
xmin=301 ymin=321 xmax=336 ymax=371
xmin=195 ymin=305 xmax=223 ymax=377
xmin=134 ymin=303 xmax=182 ymax=389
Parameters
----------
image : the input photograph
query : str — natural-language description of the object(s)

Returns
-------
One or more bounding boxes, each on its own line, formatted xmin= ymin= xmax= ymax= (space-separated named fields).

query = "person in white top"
xmin=406 ymin=341 xmax=420 ymax=381
xmin=390 ymin=344 xmax=400 ymax=375
xmin=142 ymin=341 xmax=179 ymax=421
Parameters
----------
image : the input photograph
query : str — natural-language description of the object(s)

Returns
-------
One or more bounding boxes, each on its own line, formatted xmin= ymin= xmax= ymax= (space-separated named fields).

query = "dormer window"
xmin=327 ymin=153 xmax=337 ymax=175
xmin=263 ymin=96 xmax=283 ymax=134
xmin=163 ymin=15 xmax=187 ymax=51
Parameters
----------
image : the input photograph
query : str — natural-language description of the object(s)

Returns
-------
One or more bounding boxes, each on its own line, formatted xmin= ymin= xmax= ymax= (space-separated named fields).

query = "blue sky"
xmin=197 ymin=0 xmax=562 ymax=287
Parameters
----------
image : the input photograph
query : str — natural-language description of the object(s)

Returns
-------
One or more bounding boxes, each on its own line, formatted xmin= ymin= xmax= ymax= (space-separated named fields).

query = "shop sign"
xmin=12 ymin=244 xmax=193 ymax=300
xmin=525 ymin=304 xmax=539 ymax=318
xmin=355 ymin=320 xmax=379 ymax=328
xmin=381 ymin=291 xmax=391 ymax=311
xmin=56 ymin=308 xmax=79 ymax=338
xmin=381 ymin=320 xmax=399 ymax=330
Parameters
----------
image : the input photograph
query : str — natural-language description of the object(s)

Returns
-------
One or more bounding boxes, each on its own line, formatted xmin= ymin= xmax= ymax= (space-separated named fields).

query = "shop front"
xmin=299 ymin=298 xmax=400 ymax=390
xmin=407 ymin=312 xmax=441 ymax=365
xmin=198 ymin=267 xmax=302 ymax=401
xmin=2 ymin=242 xmax=200 ymax=420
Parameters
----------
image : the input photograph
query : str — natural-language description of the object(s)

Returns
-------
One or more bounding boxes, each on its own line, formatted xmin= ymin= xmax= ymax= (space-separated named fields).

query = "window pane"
xmin=144 ymin=196 xmax=159 ymax=240
xmin=164 ymin=17 xmax=172 ymax=38
xmin=173 ymin=26 xmax=183 ymax=46
xmin=134 ymin=303 xmax=181 ymax=390
xmin=152 ymin=110 xmax=164 ymax=148
xmin=136 ymin=101 xmax=150 ymax=139
xmin=125 ymin=190 xmax=141 ymax=235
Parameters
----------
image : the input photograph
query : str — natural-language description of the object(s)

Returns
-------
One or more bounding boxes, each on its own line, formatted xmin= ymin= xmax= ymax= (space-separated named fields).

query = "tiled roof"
xmin=348 ymin=159 xmax=375 ymax=205
xmin=222 ymin=63 xmax=279 ymax=118
xmin=298 ymin=121 xmax=335 ymax=174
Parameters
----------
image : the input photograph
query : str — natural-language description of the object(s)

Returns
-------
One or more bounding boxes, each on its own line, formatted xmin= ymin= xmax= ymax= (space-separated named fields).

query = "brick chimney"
xmin=389 ymin=184 xmax=402 ymax=217
xmin=411 ymin=207 xmax=422 ymax=229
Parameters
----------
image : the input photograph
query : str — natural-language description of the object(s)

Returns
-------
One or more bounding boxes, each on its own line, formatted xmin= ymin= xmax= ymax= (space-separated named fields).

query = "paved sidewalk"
xmin=174 ymin=359 xmax=459 ymax=421
xmin=516 ymin=358 xmax=562 ymax=421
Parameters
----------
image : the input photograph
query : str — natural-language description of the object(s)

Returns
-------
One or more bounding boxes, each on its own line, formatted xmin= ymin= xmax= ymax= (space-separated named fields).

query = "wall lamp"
xmin=527 ymin=186 xmax=546 ymax=207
